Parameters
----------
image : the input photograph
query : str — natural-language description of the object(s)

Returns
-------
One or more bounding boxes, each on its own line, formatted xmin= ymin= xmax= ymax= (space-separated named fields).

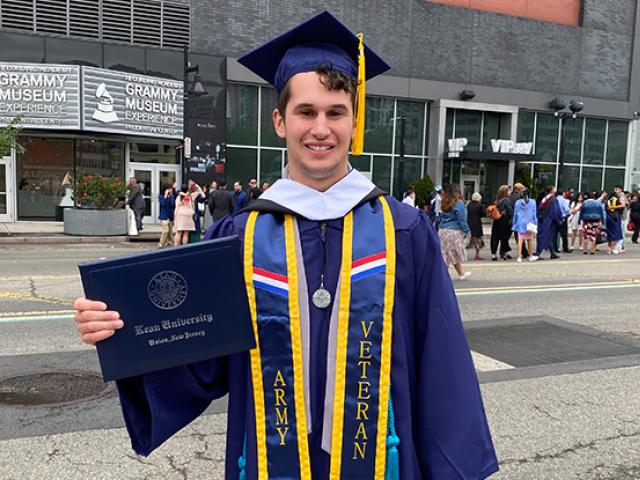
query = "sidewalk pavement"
xmin=0 ymin=221 xmax=163 ymax=244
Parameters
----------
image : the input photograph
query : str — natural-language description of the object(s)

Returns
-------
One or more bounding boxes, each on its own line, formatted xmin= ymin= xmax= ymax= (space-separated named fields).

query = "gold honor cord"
xmin=284 ymin=215 xmax=312 ymax=478
xmin=329 ymin=210 xmax=355 ymax=479
xmin=374 ymin=196 xmax=396 ymax=479
xmin=244 ymin=211 xmax=269 ymax=480
xmin=351 ymin=32 xmax=366 ymax=156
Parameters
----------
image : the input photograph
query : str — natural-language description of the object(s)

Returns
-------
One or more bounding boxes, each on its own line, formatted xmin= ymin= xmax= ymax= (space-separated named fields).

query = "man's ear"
xmin=273 ymin=108 xmax=286 ymax=139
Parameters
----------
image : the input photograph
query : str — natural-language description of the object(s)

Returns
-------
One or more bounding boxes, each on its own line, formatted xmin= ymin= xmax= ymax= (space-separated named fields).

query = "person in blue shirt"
xmin=511 ymin=189 xmax=539 ymax=263
xmin=157 ymin=184 xmax=175 ymax=248
xmin=580 ymin=191 xmax=606 ymax=254
xmin=438 ymin=183 xmax=472 ymax=280
xmin=232 ymin=181 xmax=247 ymax=213
xmin=72 ymin=11 xmax=498 ymax=480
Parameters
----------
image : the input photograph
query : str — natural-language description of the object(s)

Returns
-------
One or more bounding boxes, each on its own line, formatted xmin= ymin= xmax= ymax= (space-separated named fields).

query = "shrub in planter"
xmin=72 ymin=175 xmax=128 ymax=210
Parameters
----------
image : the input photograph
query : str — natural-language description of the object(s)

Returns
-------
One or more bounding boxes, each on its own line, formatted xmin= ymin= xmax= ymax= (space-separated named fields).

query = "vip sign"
xmin=82 ymin=67 xmax=184 ymax=139
xmin=447 ymin=138 xmax=468 ymax=157
xmin=0 ymin=62 xmax=81 ymax=129
xmin=490 ymin=139 xmax=533 ymax=155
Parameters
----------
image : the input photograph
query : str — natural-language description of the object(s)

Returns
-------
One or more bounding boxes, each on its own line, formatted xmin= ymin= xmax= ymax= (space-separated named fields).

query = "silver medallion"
xmin=312 ymin=287 xmax=331 ymax=309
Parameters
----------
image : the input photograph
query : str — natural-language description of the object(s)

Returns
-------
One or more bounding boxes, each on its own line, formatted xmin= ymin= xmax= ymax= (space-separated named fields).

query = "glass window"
xmin=515 ymin=162 xmax=532 ymax=186
xmin=560 ymin=117 xmax=583 ymax=165
xmin=224 ymin=147 xmax=257 ymax=189
xmin=603 ymin=168 xmax=625 ymax=192
xmin=146 ymin=48 xmax=182 ymax=80
xmin=372 ymin=156 xmax=392 ymax=192
xmin=533 ymin=163 xmax=557 ymax=190
xmin=482 ymin=112 xmax=501 ymax=152
xmin=534 ymin=113 xmax=559 ymax=163
xmin=0 ymin=32 xmax=44 ymax=62
xmin=260 ymin=87 xmax=284 ymax=148
xmin=395 ymin=101 xmax=424 ymax=156
xmin=445 ymin=109 xmax=454 ymax=152
xmin=606 ymin=120 xmax=628 ymax=167
xmin=394 ymin=156 xmax=422 ymax=196
xmin=557 ymin=165 xmax=580 ymax=191
xmin=517 ymin=111 xmax=535 ymax=143
xmin=16 ymin=137 xmax=73 ymax=220
xmin=461 ymin=160 xmax=479 ymax=176
xmin=349 ymin=154 xmax=371 ymax=173
xmin=583 ymin=118 xmax=606 ymax=165
xmin=189 ymin=54 xmax=225 ymax=86
xmin=454 ymin=110 xmax=481 ymax=152
xmin=451 ymin=159 xmax=461 ymax=184
xmin=130 ymin=142 xmax=178 ymax=164
xmin=259 ymin=149 xmax=283 ymax=185
xmin=227 ymin=84 xmax=258 ymax=145
xmin=364 ymin=97 xmax=394 ymax=154
xmin=45 ymin=38 xmax=102 ymax=66
xmin=442 ymin=158 xmax=452 ymax=185
xmin=76 ymin=139 xmax=125 ymax=178
xmin=103 ymin=44 xmax=145 ymax=74
xmin=581 ymin=167 xmax=603 ymax=193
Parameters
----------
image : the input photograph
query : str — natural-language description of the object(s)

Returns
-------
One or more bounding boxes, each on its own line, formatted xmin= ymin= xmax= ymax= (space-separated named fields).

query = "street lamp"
xmin=182 ymin=45 xmax=208 ymax=183
xmin=549 ymin=98 xmax=584 ymax=169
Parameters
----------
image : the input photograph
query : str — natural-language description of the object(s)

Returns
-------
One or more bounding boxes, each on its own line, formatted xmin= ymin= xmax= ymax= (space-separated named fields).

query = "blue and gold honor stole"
xmin=243 ymin=196 xmax=396 ymax=480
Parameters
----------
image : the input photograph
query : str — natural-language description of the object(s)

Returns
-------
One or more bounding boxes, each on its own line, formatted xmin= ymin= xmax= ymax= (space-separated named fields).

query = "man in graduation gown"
xmin=534 ymin=185 xmax=564 ymax=260
xmin=73 ymin=10 xmax=498 ymax=480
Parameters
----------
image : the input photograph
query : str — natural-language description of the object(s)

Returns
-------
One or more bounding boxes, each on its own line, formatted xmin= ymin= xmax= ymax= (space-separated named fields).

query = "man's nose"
xmin=310 ymin=114 xmax=331 ymax=137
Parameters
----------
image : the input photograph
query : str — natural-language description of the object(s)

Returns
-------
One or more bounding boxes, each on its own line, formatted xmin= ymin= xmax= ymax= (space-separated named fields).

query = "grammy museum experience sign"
xmin=0 ymin=62 xmax=184 ymax=139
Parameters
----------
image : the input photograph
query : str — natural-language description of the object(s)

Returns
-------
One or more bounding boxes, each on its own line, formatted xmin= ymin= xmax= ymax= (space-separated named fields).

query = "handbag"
xmin=526 ymin=222 xmax=538 ymax=234
xmin=596 ymin=230 xmax=608 ymax=245
xmin=485 ymin=204 xmax=502 ymax=220
xmin=628 ymin=221 xmax=635 ymax=232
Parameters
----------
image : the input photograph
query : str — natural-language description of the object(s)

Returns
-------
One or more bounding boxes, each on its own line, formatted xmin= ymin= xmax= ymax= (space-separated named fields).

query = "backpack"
xmin=485 ymin=204 xmax=502 ymax=221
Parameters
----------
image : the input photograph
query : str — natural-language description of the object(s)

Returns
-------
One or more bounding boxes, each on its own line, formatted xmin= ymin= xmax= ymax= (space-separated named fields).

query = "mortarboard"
xmin=237 ymin=10 xmax=391 ymax=155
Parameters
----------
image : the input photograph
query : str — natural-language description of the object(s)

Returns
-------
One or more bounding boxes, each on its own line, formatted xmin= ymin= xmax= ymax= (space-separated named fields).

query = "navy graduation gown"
xmin=116 ymin=196 xmax=499 ymax=479
xmin=535 ymin=196 xmax=564 ymax=253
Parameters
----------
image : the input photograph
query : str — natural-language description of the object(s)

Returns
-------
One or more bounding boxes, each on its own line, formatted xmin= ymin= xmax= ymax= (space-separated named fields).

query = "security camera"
xmin=569 ymin=100 xmax=584 ymax=114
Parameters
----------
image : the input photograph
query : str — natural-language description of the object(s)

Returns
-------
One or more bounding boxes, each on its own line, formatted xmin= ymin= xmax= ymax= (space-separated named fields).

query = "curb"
xmin=0 ymin=235 xmax=160 ymax=245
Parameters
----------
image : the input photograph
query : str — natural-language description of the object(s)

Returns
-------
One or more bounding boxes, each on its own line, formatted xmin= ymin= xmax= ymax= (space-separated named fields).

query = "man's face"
xmin=273 ymin=71 xmax=354 ymax=190
xmin=615 ymin=186 xmax=622 ymax=195
xmin=248 ymin=179 xmax=257 ymax=189
xmin=234 ymin=182 xmax=241 ymax=192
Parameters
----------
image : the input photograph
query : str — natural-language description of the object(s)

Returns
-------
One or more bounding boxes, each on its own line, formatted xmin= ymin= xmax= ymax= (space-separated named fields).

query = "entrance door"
xmin=0 ymin=154 xmax=15 ymax=222
xmin=461 ymin=176 xmax=478 ymax=202
xmin=128 ymin=163 xmax=181 ymax=224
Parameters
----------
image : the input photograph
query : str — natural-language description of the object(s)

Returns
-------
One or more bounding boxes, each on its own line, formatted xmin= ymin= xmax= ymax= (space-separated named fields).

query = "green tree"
xmin=410 ymin=174 xmax=434 ymax=209
xmin=0 ymin=116 xmax=23 ymax=157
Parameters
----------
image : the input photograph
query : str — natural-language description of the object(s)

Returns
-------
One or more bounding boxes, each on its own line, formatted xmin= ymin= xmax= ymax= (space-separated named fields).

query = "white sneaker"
xmin=517 ymin=257 xmax=523 ymax=263
xmin=528 ymin=255 xmax=539 ymax=262
xmin=459 ymin=272 xmax=472 ymax=280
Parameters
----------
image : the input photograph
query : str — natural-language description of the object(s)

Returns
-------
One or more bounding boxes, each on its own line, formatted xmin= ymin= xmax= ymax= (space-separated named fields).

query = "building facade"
xmin=1 ymin=0 xmax=639 ymax=223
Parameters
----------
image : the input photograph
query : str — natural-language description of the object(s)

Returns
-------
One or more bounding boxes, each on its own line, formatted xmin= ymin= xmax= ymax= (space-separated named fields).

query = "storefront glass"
xmin=606 ymin=121 xmax=627 ymax=167
xmin=17 ymin=137 xmax=72 ymax=220
xmin=534 ymin=113 xmax=559 ymax=163
xmin=259 ymin=149 xmax=283 ymax=186
xmin=454 ymin=110 xmax=481 ymax=152
xmin=365 ymin=97 xmax=394 ymax=154
xmin=517 ymin=111 xmax=535 ymax=142
xmin=76 ymin=140 xmax=125 ymax=178
xmin=603 ymin=168 xmax=625 ymax=191
xmin=130 ymin=142 xmax=178 ymax=164
xmin=583 ymin=118 xmax=606 ymax=165
xmin=260 ymin=87 xmax=285 ymax=148
xmin=394 ymin=156 xmax=422 ymax=194
xmin=560 ymin=117 xmax=583 ymax=166
xmin=581 ymin=167 xmax=603 ymax=193
xmin=225 ymin=147 xmax=257 ymax=187
xmin=482 ymin=112 xmax=502 ymax=152
xmin=396 ymin=101 xmax=425 ymax=156
xmin=372 ymin=156 xmax=392 ymax=192
xmin=227 ymin=84 xmax=258 ymax=145
xmin=557 ymin=165 xmax=580 ymax=191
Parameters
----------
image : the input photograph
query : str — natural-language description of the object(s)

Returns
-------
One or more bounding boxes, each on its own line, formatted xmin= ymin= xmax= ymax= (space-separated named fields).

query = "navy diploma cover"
xmin=78 ymin=236 xmax=255 ymax=381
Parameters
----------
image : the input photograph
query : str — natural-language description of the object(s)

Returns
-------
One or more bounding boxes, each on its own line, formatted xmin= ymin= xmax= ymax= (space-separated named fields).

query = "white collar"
xmin=259 ymin=168 xmax=377 ymax=221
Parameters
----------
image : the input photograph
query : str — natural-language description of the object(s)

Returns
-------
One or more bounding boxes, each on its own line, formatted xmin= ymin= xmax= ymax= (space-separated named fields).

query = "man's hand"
xmin=73 ymin=297 xmax=124 ymax=345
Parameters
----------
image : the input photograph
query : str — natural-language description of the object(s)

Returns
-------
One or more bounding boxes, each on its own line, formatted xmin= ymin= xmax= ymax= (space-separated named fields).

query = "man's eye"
xmin=299 ymin=110 xmax=314 ymax=117
xmin=328 ymin=110 xmax=345 ymax=117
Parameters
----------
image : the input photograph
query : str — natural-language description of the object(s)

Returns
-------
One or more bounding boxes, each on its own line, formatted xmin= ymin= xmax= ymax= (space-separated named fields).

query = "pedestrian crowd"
xmin=419 ymin=182 xmax=639 ymax=280
xmin=152 ymin=176 xmax=270 ymax=248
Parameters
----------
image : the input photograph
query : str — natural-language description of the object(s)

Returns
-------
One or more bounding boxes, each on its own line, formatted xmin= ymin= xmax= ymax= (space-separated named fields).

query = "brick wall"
xmin=187 ymin=0 xmax=636 ymax=101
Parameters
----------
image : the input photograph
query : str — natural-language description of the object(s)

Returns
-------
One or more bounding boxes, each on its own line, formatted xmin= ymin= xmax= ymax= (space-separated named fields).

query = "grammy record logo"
xmin=92 ymin=83 xmax=118 ymax=123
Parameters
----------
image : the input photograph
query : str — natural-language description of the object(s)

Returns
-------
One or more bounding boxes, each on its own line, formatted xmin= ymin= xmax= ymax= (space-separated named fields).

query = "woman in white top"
xmin=569 ymin=192 xmax=584 ymax=250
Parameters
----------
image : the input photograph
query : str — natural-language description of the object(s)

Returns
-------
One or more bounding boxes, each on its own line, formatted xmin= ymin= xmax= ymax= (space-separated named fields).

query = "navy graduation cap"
xmin=237 ymin=10 xmax=390 ymax=155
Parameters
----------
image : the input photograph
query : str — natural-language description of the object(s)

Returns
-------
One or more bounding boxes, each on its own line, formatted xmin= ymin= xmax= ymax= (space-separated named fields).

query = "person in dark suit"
xmin=207 ymin=179 xmax=234 ymax=221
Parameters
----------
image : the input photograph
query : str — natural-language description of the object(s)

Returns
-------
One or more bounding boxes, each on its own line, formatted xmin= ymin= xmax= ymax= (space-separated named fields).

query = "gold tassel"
xmin=352 ymin=32 xmax=366 ymax=156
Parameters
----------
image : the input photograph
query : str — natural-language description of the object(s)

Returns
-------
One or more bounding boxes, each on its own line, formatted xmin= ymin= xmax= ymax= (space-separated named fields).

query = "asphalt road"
xmin=1 ymin=241 xmax=639 ymax=479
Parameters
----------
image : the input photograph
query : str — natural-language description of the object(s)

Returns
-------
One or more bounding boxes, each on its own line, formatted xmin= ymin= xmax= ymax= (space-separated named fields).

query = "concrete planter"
xmin=64 ymin=208 xmax=127 ymax=236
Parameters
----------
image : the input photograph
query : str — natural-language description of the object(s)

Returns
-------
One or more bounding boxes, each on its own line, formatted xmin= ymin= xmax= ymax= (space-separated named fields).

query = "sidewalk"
xmin=0 ymin=221 xmax=162 ymax=244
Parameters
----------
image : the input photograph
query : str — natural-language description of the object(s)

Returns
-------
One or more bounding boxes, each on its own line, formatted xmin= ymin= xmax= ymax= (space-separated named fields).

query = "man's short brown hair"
xmin=277 ymin=65 xmax=358 ymax=117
